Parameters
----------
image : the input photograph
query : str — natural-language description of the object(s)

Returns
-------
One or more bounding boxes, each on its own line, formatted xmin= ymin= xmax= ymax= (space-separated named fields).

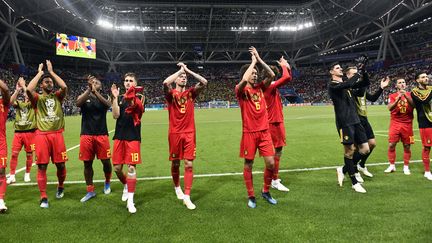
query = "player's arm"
xmin=366 ymin=76 xmax=389 ymax=102
xmin=163 ymin=67 xmax=184 ymax=94
xmin=76 ymin=77 xmax=93 ymax=107
xmin=46 ymin=60 xmax=68 ymax=101
xmin=272 ymin=57 xmax=292 ymax=88
xmin=250 ymin=46 xmax=275 ymax=87
xmin=0 ymin=79 xmax=10 ymax=106
xmin=93 ymin=89 xmax=111 ymax=108
xmin=404 ymin=92 xmax=415 ymax=107
xmin=178 ymin=62 xmax=208 ymax=94
xmin=26 ymin=63 xmax=44 ymax=99
xmin=111 ymin=84 xmax=120 ymax=119
xmin=388 ymin=93 xmax=402 ymax=111
xmin=329 ymin=74 xmax=364 ymax=90
xmin=10 ymin=77 xmax=25 ymax=107
xmin=237 ymin=51 xmax=258 ymax=94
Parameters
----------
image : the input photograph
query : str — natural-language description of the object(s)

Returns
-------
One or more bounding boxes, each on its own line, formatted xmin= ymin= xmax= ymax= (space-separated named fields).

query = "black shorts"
xmin=337 ymin=124 xmax=368 ymax=145
xmin=359 ymin=115 xmax=375 ymax=139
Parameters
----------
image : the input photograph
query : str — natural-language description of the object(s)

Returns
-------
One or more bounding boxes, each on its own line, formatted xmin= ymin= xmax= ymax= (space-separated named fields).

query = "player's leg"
xmin=419 ymin=128 xmax=432 ymax=180
xmin=8 ymin=134 xmax=23 ymax=184
xmin=23 ymin=133 xmax=36 ymax=182
xmin=169 ymin=133 xmax=183 ymax=199
xmin=126 ymin=165 xmax=137 ymax=213
xmin=55 ymin=162 xmax=66 ymax=199
xmin=262 ymin=155 xmax=277 ymax=204
xmin=402 ymin=144 xmax=411 ymax=175
xmin=80 ymin=160 xmax=96 ymax=202
xmin=0 ymin=167 xmax=7 ymax=213
xmin=182 ymin=159 xmax=195 ymax=210
xmin=244 ymin=159 xmax=256 ymax=208
xmin=101 ymin=159 xmax=112 ymax=194
xmin=37 ymin=163 xmax=49 ymax=208
xmin=385 ymin=142 xmax=398 ymax=173
xmin=357 ymin=138 xmax=375 ymax=177
xmin=271 ymin=146 xmax=289 ymax=192
xmin=95 ymin=135 xmax=112 ymax=194
xmin=171 ymin=159 xmax=183 ymax=199
xmin=35 ymin=134 xmax=50 ymax=207
xmin=112 ymin=140 xmax=128 ymax=200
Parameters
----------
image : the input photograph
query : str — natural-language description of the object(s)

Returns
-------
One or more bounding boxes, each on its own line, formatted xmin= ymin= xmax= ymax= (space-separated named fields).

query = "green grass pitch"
xmin=1 ymin=105 xmax=432 ymax=242
xmin=56 ymin=48 xmax=96 ymax=59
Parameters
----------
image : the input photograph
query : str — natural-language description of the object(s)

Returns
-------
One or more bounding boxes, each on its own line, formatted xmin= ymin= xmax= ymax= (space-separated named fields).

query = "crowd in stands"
xmin=0 ymin=50 xmax=431 ymax=118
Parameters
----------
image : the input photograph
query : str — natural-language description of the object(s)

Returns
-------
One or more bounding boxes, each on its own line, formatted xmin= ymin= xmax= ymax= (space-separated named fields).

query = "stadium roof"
xmin=0 ymin=0 xmax=431 ymax=69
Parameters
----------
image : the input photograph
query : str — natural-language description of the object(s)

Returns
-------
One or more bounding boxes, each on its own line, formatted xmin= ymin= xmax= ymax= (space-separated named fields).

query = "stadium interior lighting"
xmin=269 ymin=22 xmax=314 ymax=32
xmin=97 ymin=19 xmax=113 ymax=29
xmin=230 ymin=26 xmax=259 ymax=31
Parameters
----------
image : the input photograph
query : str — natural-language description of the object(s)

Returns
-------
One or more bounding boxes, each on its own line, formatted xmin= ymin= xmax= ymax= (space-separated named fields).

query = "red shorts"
xmin=388 ymin=122 xmax=414 ymax=144
xmin=12 ymin=131 xmax=36 ymax=155
xmin=112 ymin=140 xmax=141 ymax=165
xmin=79 ymin=135 xmax=111 ymax=161
xmin=0 ymin=138 xmax=7 ymax=163
xmin=420 ymin=128 xmax=432 ymax=146
xmin=169 ymin=132 xmax=196 ymax=161
xmin=35 ymin=131 xmax=68 ymax=164
xmin=240 ymin=130 xmax=275 ymax=160
xmin=269 ymin=122 xmax=286 ymax=148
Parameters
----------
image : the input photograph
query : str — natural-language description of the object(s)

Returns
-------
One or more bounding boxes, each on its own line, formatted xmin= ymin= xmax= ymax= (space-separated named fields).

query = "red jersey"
xmin=264 ymin=66 xmax=292 ymax=123
xmin=0 ymin=98 xmax=9 ymax=143
xmin=389 ymin=92 xmax=414 ymax=124
xmin=236 ymin=82 xmax=269 ymax=132
xmin=166 ymin=87 xmax=197 ymax=134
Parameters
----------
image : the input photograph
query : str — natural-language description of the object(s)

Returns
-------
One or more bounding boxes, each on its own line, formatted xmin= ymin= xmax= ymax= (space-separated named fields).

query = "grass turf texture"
xmin=1 ymin=105 xmax=432 ymax=242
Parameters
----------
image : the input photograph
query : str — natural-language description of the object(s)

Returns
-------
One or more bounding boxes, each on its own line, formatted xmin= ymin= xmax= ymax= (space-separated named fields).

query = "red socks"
xmin=126 ymin=177 xmax=137 ymax=193
xmin=0 ymin=175 xmax=6 ymax=199
xmin=37 ymin=169 xmax=47 ymax=199
xmin=403 ymin=148 xmax=411 ymax=166
xmin=184 ymin=167 xmax=193 ymax=195
xmin=171 ymin=163 xmax=180 ymax=187
xmin=87 ymin=184 xmax=95 ymax=193
xmin=263 ymin=167 xmax=274 ymax=193
xmin=243 ymin=167 xmax=254 ymax=198
xmin=388 ymin=147 xmax=396 ymax=164
xmin=56 ymin=167 xmax=66 ymax=188
xmin=422 ymin=148 xmax=430 ymax=172
xmin=273 ymin=156 xmax=280 ymax=180
xmin=9 ymin=154 xmax=18 ymax=175
xmin=26 ymin=154 xmax=33 ymax=173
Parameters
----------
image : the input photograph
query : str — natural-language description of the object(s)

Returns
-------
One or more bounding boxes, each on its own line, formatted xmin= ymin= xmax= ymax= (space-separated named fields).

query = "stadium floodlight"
xmin=117 ymin=25 xmax=136 ymax=31
xmin=97 ymin=19 xmax=113 ymax=29
xmin=269 ymin=22 xmax=314 ymax=32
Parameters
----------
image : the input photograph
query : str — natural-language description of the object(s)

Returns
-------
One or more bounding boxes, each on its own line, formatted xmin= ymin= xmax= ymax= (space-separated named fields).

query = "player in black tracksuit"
xmin=328 ymin=62 xmax=370 ymax=193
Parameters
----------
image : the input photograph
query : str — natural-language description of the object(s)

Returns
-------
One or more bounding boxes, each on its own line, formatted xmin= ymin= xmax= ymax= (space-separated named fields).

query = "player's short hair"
xmin=239 ymin=64 xmax=259 ymax=80
xmin=40 ymin=74 xmax=52 ymax=81
xmin=345 ymin=66 xmax=357 ymax=73
xmin=415 ymin=72 xmax=426 ymax=80
xmin=329 ymin=62 xmax=340 ymax=71
xmin=124 ymin=72 xmax=137 ymax=82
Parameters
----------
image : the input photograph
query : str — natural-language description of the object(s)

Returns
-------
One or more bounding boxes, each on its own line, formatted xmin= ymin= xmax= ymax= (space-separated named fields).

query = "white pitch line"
xmin=7 ymin=129 xmax=115 ymax=177
xmin=9 ymin=159 xmax=423 ymax=187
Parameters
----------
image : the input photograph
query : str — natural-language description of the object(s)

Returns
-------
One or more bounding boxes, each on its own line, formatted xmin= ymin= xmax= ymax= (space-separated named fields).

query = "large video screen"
xmin=56 ymin=33 xmax=96 ymax=59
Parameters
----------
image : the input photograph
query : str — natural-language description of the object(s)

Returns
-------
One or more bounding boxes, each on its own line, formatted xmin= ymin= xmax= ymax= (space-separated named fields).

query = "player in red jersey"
xmin=0 ymin=78 xmax=10 ymax=213
xmin=111 ymin=72 xmax=144 ymax=214
xmin=236 ymin=47 xmax=277 ymax=208
xmin=263 ymin=56 xmax=292 ymax=192
xmin=76 ymin=76 xmax=112 ymax=202
xmin=26 ymin=61 xmax=68 ymax=208
xmin=385 ymin=78 xmax=414 ymax=175
xmin=7 ymin=77 xmax=36 ymax=184
xmin=163 ymin=62 xmax=208 ymax=210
